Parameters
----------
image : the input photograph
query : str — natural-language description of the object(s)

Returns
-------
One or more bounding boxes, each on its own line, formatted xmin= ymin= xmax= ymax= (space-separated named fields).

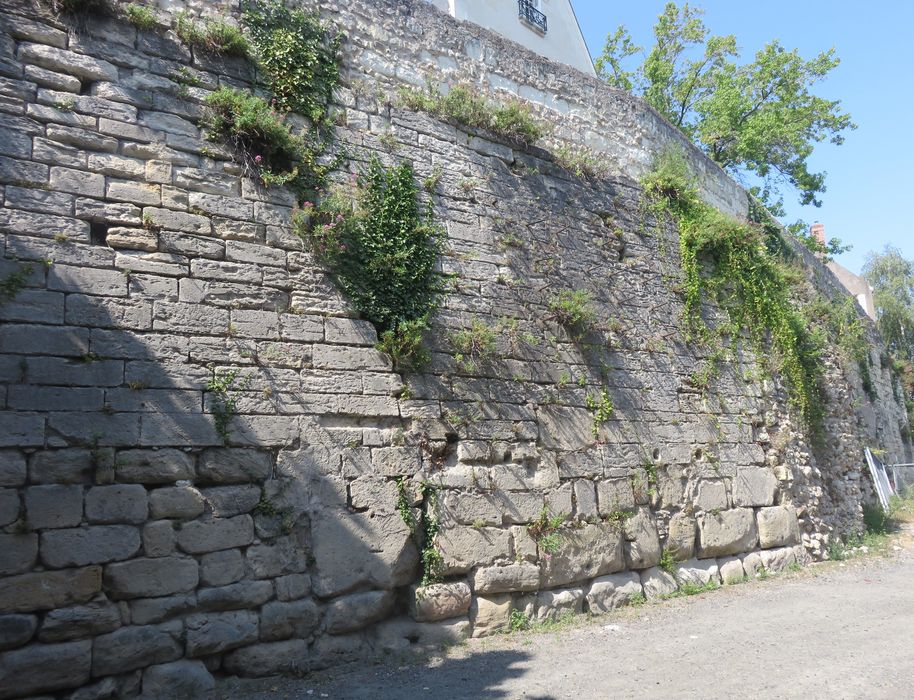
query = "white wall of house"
xmin=434 ymin=0 xmax=595 ymax=77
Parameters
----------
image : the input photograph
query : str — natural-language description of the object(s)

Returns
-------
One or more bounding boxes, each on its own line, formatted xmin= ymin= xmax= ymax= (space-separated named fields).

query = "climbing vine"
xmin=396 ymin=478 xmax=443 ymax=586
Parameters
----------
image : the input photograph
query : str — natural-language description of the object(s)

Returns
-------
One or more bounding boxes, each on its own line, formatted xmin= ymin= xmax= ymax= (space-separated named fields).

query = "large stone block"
xmin=141 ymin=660 xmax=215 ymax=700
xmin=0 ymin=640 xmax=91 ymax=698
xmin=759 ymin=546 xmax=797 ymax=573
xmin=25 ymin=484 xmax=83 ymax=530
xmin=757 ymin=506 xmax=800 ymax=549
xmin=27 ymin=448 xmax=93 ymax=484
xmin=472 ymin=561 xmax=541 ymax=595
xmin=697 ymin=508 xmax=758 ymax=558
xmin=0 ymin=534 xmax=37 ymax=575
xmin=536 ymin=587 xmax=584 ymax=622
xmin=0 ymin=567 xmax=101 ymax=613
xmin=0 ymin=451 xmax=26 ymax=487
xmin=409 ymin=582 xmax=472 ymax=622
xmin=115 ymin=449 xmax=195 ymax=484
xmin=39 ymin=600 xmax=121 ymax=642
xmin=186 ymin=611 xmax=259 ymax=657
xmin=718 ymin=555 xmax=746 ymax=585
xmin=675 ymin=558 xmax=721 ymax=586
xmin=260 ymin=599 xmax=320 ymax=641
xmin=200 ymin=548 xmax=244 ymax=587
xmin=197 ymin=448 xmax=272 ymax=484
xmin=196 ymin=580 xmax=273 ymax=611
xmin=311 ymin=510 xmax=418 ymax=597
xmin=437 ymin=526 xmax=511 ymax=576
xmin=470 ymin=593 xmax=512 ymax=638
xmin=0 ymin=490 xmax=17 ymax=528
xmin=84 ymin=485 xmax=148 ymax=524
xmin=175 ymin=515 xmax=254 ymax=554
xmin=0 ymin=614 xmax=37 ymax=651
xmin=246 ymin=536 xmax=309 ymax=579
xmin=666 ymin=513 xmax=696 ymax=560
xmin=640 ymin=566 xmax=678 ymax=599
xmin=324 ymin=590 xmax=395 ymax=634
xmin=40 ymin=525 xmax=140 ymax=568
xmin=694 ymin=480 xmax=728 ymax=511
xmin=540 ymin=522 xmax=625 ymax=588
xmin=92 ymin=624 xmax=182 ymax=676
xmin=129 ymin=594 xmax=196 ymax=626
xmin=585 ymin=571 xmax=643 ymax=613
xmin=149 ymin=486 xmax=205 ymax=520
xmin=732 ymin=467 xmax=778 ymax=507
xmin=104 ymin=557 xmax=198 ymax=599
xmin=623 ymin=508 xmax=661 ymax=570
xmin=374 ymin=617 xmax=471 ymax=655
xmin=222 ymin=640 xmax=309 ymax=678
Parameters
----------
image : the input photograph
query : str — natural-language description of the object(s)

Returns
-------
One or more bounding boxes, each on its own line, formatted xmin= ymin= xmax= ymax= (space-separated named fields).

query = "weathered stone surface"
xmin=39 ymin=600 xmax=121 ymax=642
xmin=666 ymin=513 xmax=696 ymax=561
xmin=140 ymin=660 xmax=215 ymax=700
xmin=536 ymin=587 xmax=584 ymax=622
xmin=409 ymin=582 xmax=472 ymax=622
xmin=623 ymin=508 xmax=662 ymax=570
xmin=222 ymin=640 xmax=309 ymax=678
xmin=28 ymin=448 xmax=93 ymax=484
xmin=470 ymin=593 xmax=512 ymax=638
xmin=0 ymin=533 xmax=37 ymax=575
xmin=92 ymin=624 xmax=182 ymax=676
xmin=116 ymin=449 xmax=195 ymax=484
xmin=697 ymin=509 xmax=758 ymax=558
xmin=374 ymin=617 xmax=471 ymax=654
xmin=200 ymin=484 xmax=261 ymax=517
xmin=675 ymin=558 xmax=721 ymax=586
xmin=197 ymin=448 xmax=272 ymax=484
xmin=741 ymin=551 xmax=764 ymax=578
xmin=472 ymin=563 xmax=540 ymax=595
xmin=84 ymin=485 xmax=148 ymax=524
xmin=0 ymin=451 xmax=26 ymax=487
xmin=143 ymin=520 xmax=176 ymax=557
xmin=246 ymin=536 xmax=309 ymax=579
xmin=41 ymin=525 xmax=141 ymax=568
xmin=260 ymin=599 xmax=320 ymax=641
xmin=719 ymin=555 xmax=746 ymax=585
xmin=19 ymin=43 xmax=119 ymax=81
xmin=640 ymin=566 xmax=678 ymax=598
xmin=186 ymin=611 xmax=259 ymax=657
xmin=276 ymin=573 xmax=312 ymax=602
xmin=104 ymin=557 xmax=198 ymax=599
xmin=311 ymin=510 xmax=418 ymax=597
xmin=0 ymin=567 xmax=102 ymax=613
xmin=540 ymin=522 xmax=625 ymax=588
xmin=149 ymin=486 xmax=205 ymax=520
xmin=759 ymin=546 xmax=797 ymax=573
xmin=597 ymin=479 xmax=636 ymax=513
xmin=437 ymin=525 xmax=511 ymax=576
xmin=0 ymin=490 xmax=17 ymax=528
xmin=757 ymin=505 xmax=800 ymax=549
xmin=0 ymin=614 xmax=37 ymax=650
xmin=695 ymin=480 xmax=729 ymax=511
xmin=324 ymin=590 xmax=395 ymax=634
xmin=196 ymin=580 xmax=273 ymax=611
xmin=585 ymin=572 xmax=643 ymax=613
xmin=176 ymin=515 xmax=254 ymax=554
xmin=25 ymin=485 xmax=83 ymax=530
xmin=732 ymin=468 xmax=778 ymax=507
xmin=0 ymin=639 xmax=91 ymax=698
xmin=199 ymin=548 xmax=244 ymax=587
xmin=129 ymin=594 xmax=196 ymax=626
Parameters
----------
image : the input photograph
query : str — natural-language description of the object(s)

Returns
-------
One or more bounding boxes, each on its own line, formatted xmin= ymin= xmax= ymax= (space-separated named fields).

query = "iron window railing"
xmin=518 ymin=0 xmax=547 ymax=33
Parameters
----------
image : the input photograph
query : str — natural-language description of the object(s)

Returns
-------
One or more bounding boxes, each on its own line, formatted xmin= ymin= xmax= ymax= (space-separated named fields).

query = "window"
xmin=518 ymin=0 xmax=547 ymax=33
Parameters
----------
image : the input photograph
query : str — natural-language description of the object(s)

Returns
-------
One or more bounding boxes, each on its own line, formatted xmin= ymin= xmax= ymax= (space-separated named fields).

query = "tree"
xmin=597 ymin=2 xmax=855 ymax=209
xmin=863 ymin=247 xmax=914 ymax=362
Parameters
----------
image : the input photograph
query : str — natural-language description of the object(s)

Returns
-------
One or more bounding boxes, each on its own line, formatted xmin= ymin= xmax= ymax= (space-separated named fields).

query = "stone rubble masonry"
xmin=0 ymin=0 xmax=909 ymax=697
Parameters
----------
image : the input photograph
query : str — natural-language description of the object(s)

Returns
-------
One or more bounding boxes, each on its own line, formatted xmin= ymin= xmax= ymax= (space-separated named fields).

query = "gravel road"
xmin=219 ymin=534 xmax=914 ymax=700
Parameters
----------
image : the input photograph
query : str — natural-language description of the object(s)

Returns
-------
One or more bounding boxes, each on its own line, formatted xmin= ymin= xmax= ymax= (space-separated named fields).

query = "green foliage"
xmin=509 ymin=609 xmax=532 ymax=632
xmin=585 ymin=389 xmax=615 ymax=438
xmin=452 ymin=318 xmax=498 ymax=372
xmin=396 ymin=477 xmax=418 ymax=533
xmin=862 ymin=502 xmax=890 ymax=536
xmin=398 ymin=84 xmax=544 ymax=145
xmin=863 ymin=246 xmax=914 ymax=364
xmin=644 ymin=149 xmax=825 ymax=427
xmin=396 ymin=479 xmax=443 ymax=587
xmin=599 ymin=2 xmax=855 ymax=207
xmin=628 ymin=592 xmax=647 ymax=606
xmin=548 ymin=290 xmax=596 ymax=335
xmin=0 ymin=264 xmax=33 ymax=307
xmin=527 ymin=507 xmax=566 ymax=555
xmin=122 ymin=3 xmax=156 ymax=30
xmin=207 ymin=369 xmax=245 ymax=444
xmin=552 ymin=144 xmax=609 ymax=179
xmin=175 ymin=12 xmax=248 ymax=57
xmin=659 ymin=547 xmax=677 ymax=575
xmin=242 ymin=0 xmax=341 ymax=124
xmin=377 ymin=316 xmax=432 ymax=372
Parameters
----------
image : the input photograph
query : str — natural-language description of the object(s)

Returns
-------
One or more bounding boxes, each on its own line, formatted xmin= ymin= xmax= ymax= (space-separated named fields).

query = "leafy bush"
xmin=376 ymin=316 xmax=432 ymax=372
xmin=122 ymin=3 xmax=156 ymax=30
xmin=451 ymin=318 xmax=498 ymax=372
xmin=548 ymin=289 xmax=596 ymax=335
xmin=553 ymin=144 xmax=609 ymax=179
xmin=585 ymin=389 xmax=614 ymax=438
xmin=527 ymin=507 xmax=566 ymax=555
xmin=176 ymin=12 xmax=249 ymax=56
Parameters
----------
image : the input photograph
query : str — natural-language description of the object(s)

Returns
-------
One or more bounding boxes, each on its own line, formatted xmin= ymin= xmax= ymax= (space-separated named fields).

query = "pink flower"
xmin=254 ymin=155 xmax=263 ymax=164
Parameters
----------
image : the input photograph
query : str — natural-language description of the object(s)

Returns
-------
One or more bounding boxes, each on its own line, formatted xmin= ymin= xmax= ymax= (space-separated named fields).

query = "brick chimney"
xmin=810 ymin=222 xmax=826 ymax=245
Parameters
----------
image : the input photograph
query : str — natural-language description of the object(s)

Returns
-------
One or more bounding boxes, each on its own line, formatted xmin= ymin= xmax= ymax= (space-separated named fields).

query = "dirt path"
xmin=219 ymin=535 xmax=914 ymax=700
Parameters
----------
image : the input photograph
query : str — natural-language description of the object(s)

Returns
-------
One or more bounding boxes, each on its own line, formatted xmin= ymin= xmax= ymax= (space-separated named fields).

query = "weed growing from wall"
xmin=396 ymin=478 xmax=443 ymax=586
xmin=122 ymin=3 xmax=157 ymax=30
xmin=527 ymin=506 xmax=566 ymax=555
xmin=451 ymin=318 xmax=498 ymax=373
xmin=585 ymin=389 xmax=614 ymax=439
xmin=206 ymin=369 xmax=246 ymax=445
xmin=0 ymin=264 xmax=33 ymax=306
xmin=176 ymin=11 xmax=249 ymax=56
xmin=548 ymin=289 xmax=596 ymax=338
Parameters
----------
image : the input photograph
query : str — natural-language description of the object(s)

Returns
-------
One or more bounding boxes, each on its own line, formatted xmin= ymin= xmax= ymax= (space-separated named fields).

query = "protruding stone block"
xmin=585 ymin=571 xmax=643 ymax=613
xmin=104 ymin=557 xmax=198 ymax=599
xmin=697 ymin=508 xmax=758 ymax=558
xmin=640 ymin=566 xmax=677 ymax=599
xmin=732 ymin=467 xmax=777 ymax=507
xmin=260 ymin=599 xmax=320 ymax=641
xmin=324 ymin=590 xmax=395 ymax=635
xmin=666 ymin=512 xmax=696 ymax=560
xmin=472 ymin=563 xmax=540 ymax=595
xmin=0 ymin=640 xmax=91 ymax=697
xmin=623 ymin=507 xmax=661 ymax=570
xmin=92 ymin=624 xmax=182 ymax=676
xmin=409 ymin=582 xmax=472 ymax=622
xmin=470 ymin=593 xmax=512 ymax=638
xmin=186 ymin=611 xmax=259 ymax=657
xmin=141 ymin=660 xmax=215 ymax=700
xmin=718 ymin=555 xmax=746 ymax=584
xmin=535 ymin=587 xmax=584 ymax=622
xmin=39 ymin=601 xmax=121 ymax=642
xmin=756 ymin=505 xmax=800 ymax=549
xmin=540 ymin=522 xmax=624 ymax=588
xmin=115 ymin=449 xmax=194 ymax=484
xmin=674 ymin=558 xmax=721 ymax=586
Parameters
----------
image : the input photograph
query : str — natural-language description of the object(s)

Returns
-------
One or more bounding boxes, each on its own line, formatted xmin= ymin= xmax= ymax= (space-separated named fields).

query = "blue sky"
xmin=571 ymin=0 xmax=914 ymax=275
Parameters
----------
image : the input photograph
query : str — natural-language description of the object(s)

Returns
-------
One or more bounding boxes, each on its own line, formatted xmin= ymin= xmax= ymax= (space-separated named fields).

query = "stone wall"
xmin=0 ymin=0 xmax=909 ymax=697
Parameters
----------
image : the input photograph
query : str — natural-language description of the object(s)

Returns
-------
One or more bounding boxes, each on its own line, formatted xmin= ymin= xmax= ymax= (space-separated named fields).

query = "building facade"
xmin=425 ymin=0 xmax=595 ymax=76
xmin=812 ymin=224 xmax=877 ymax=321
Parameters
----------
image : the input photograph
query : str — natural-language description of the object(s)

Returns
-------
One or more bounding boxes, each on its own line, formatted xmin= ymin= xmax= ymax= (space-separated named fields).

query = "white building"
xmin=425 ymin=0 xmax=595 ymax=77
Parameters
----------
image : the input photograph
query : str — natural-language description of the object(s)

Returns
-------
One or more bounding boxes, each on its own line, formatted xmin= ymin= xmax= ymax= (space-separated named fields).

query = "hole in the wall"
xmin=503 ymin=450 xmax=512 ymax=463
xmin=652 ymin=448 xmax=661 ymax=461
xmin=79 ymin=81 xmax=94 ymax=96
xmin=445 ymin=432 xmax=458 ymax=444
xmin=89 ymin=222 xmax=109 ymax=246
xmin=693 ymin=448 xmax=703 ymax=461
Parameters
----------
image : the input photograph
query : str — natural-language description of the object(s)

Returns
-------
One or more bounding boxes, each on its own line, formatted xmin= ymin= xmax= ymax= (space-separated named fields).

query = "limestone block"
xmin=104 ymin=557 xmax=198 ymax=600
xmin=27 ymin=448 xmax=93 ymax=484
xmin=718 ymin=556 xmax=746 ymax=585
xmin=640 ymin=566 xmax=678 ymax=599
xmin=597 ymin=478 xmax=635 ymax=513
xmin=92 ymin=623 xmax=182 ymax=676
xmin=0 ymin=567 xmax=102 ymax=613
xmin=200 ymin=484 xmax=261 ymax=518
xmin=149 ymin=486 xmax=205 ymax=520
xmin=276 ymin=574 xmax=312 ymax=601
xmin=573 ymin=480 xmax=598 ymax=518
xmin=19 ymin=43 xmax=119 ymax=81
xmin=470 ymin=593 xmax=512 ymax=637
xmin=623 ymin=507 xmax=661 ymax=571
xmin=140 ymin=660 xmax=215 ymax=700
xmin=759 ymin=546 xmax=797 ymax=573
xmin=540 ymin=522 xmax=624 ymax=588
xmin=0 ymin=639 xmax=91 ymax=698
xmin=666 ymin=513 xmax=696 ymax=560
xmin=197 ymin=448 xmax=271 ymax=484
xmin=39 ymin=600 xmax=121 ymax=642
xmin=675 ymin=558 xmax=721 ymax=586
xmin=538 ymin=406 xmax=595 ymax=450
xmin=741 ymin=551 xmax=764 ymax=578
xmin=472 ymin=563 xmax=540 ymax=595
xmin=247 ymin=536 xmax=310 ymax=579
xmin=697 ymin=508 xmax=758 ymax=558
xmin=175 ymin=515 xmax=254 ymax=554
xmin=196 ymin=581 xmax=273 ymax=612
xmin=545 ymin=482 xmax=573 ymax=517
xmin=535 ymin=587 xmax=584 ymax=622
xmin=260 ymin=599 xmax=320 ymax=641
xmin=143 ymin=520 xmax=176 ymax=557
xmin=0 ymin=450 xmax=26 ymax=487
xmin=374 ymin=617 xmax=471 ymax=654
xmin=732 ymin=467 xmax=778 ymax=507
xmin=129 ymin=594 xmax=196 ymax=626
xmin=585 ymin=572 xmax=643 ymax=613
xmin=186 ymin=611 xmax=259 ymax=657
xmin=694 ymin=480 xmax=728 ymax=511
xmin=84 ymin=485 xmax=148 ymax=523
xmin=0 ymin=533 xmax=37 ymax=575
xmin=222 ymin=639 xmax=309 ymax=677
xmin=115 ymin=449 xmax=194 ymax=484
xmin=510 ymin=525 xmax=538 ymax=562
xmin=757 ymin=505 xmax=800 ymax=549
xmin=40 ymin=525 xmax=141 ymax=568
xmin=324 ymin=590 xmax=395 ymax=634
xmin=199 ymin=549 xmax=244 ymax=587
xmin=439 ymin=491 xmax=502 ymax=527
xmin=410 ymin=582 xmax=472 ymax=622
xmin=0 ymin=490 xmax=18 ymax=528
xmin=0 ymin=614 xmax=37 ymax=651
xmin=435 ymin=525 xmax=510 ymax=577
xmin=25 ymin=485 xmax=83 ymax=530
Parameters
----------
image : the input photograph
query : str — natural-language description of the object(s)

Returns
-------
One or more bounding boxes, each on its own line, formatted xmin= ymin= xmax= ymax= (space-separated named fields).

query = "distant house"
xmin=424 ymin=0 xmax=596 ymax=77
xmin=812 ymin=223 xmax=877 ymax=321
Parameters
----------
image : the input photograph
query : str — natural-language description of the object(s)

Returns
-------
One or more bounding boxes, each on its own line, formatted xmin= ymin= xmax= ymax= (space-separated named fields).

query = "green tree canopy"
xmin=597 ymin=2 xmax=855 ymax=208
xmin=863 ymin=247 xmax=914 ymax=362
